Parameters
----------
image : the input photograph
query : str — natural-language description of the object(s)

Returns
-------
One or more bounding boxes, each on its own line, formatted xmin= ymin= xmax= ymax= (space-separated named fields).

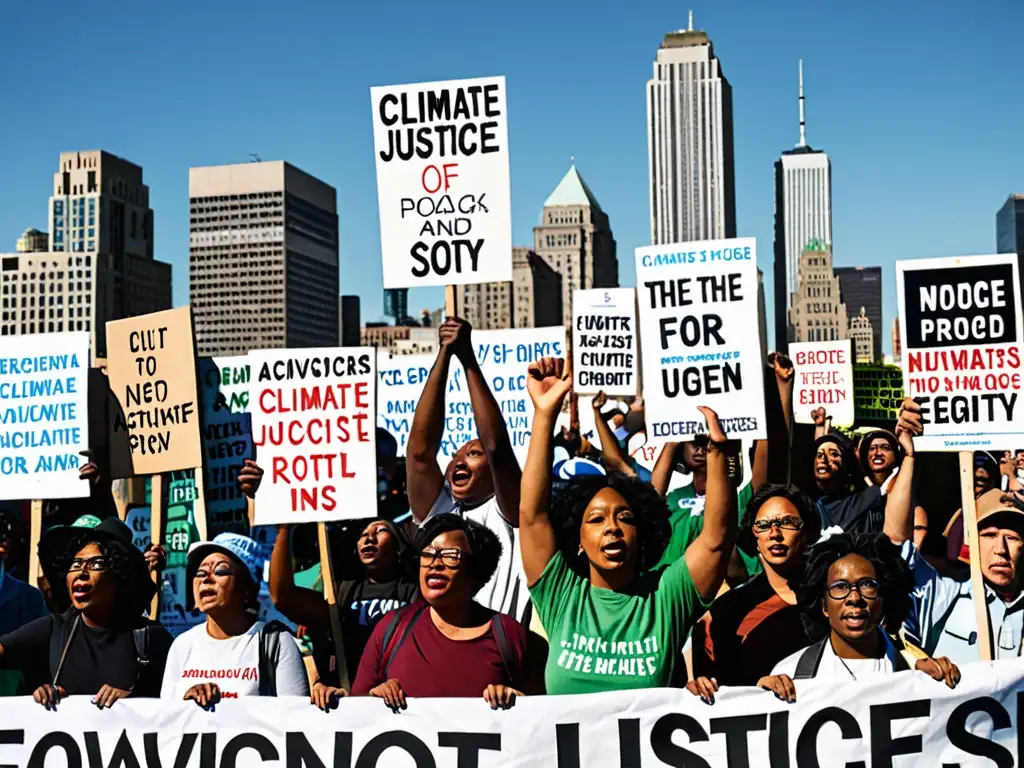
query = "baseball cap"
xmin=976 ymin=488 xmax=1024 ymax=532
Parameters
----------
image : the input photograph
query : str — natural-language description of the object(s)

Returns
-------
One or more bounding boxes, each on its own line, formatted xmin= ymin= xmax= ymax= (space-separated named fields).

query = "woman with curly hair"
xmin=0 ymin=516 xmax=171 ymax=708
xmin=351 ymin=514 xmax=544 ymax=710
xmin=520 ymin=357 xmax=738 ymax=694
xmin=756 ymin=533 xmax=960 ymax=702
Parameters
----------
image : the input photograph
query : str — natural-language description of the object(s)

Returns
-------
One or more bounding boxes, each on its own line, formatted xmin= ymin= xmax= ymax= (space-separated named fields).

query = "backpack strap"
xmin=133 ymin=626 xmax=151 ymax=668
xmin=258 ymin=621 xmax=290 ymax=697
xmin=489 ymin=614 xmax=515 ymax=686
xmin=380 ymin=603 xmax=427 ymax=681
xmin=792 ymin=639 xmax=827 ymax=680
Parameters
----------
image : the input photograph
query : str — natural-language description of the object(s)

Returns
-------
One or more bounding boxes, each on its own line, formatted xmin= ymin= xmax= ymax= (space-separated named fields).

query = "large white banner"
xmin=572 ymin=287 xmax=638 ymax=397
xmin=0 ymin=332 xmax=90 ymax=500
xmin=897 ymin=253 xmax=1024 ymax=451
xmin=371 ymin=76 xmax=513 ymax=289
xmin=249 ymin=348 xmax=377 ymax=524
xmin=2 ymin=661 xmax=1022 ymax=766
xmin=377 ymin=327 xmax=566 ymax=465
xmin=635 ymin=239 xmax=766 ymax=443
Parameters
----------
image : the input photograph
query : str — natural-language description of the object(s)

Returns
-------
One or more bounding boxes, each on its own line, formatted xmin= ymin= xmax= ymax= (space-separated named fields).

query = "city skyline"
xmin=1 ymin=1 xmax=1022 ymax=355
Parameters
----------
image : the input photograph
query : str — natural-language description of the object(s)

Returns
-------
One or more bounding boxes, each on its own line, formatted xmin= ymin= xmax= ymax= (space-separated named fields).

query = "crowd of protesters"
xmin=1 ymin=316 xmax=1023 ymax=712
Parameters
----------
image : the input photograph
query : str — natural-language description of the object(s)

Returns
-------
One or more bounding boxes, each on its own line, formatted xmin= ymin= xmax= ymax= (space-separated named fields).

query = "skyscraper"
xmin=789 ymin=241 xmax=847 ymax=344
xmin=533 ymin=164 xmax=617 ymax=327
xmin=835 ymin=266 xmax=882 ymax=363
xmin=996 ymin=194 xmax=1024 ymax=300
xmin=849 ymin=307 xmax=874 ymax=364
xmin=0 ymin=151 xmax=171 ymax=356
xmin=383 ymin=288 xmax=408 ymax=323
xmin=647 ymin=13 xmax=736 ymax=245
xmin=773 ymin=61 xmax=832 ymax=351
xmin=339 ymin=295 xmax=360 ymax=346
xmin=189 ymin=161 xmax=339 ymax=356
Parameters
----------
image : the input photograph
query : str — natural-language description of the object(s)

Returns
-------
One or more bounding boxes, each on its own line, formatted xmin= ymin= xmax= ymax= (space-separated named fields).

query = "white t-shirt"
xmin=424 ymin=485 xmax=530 ymax=624
xmin=772 ymin=632 xmax=899 ymax=681
xmin=160 ymin=620 xmax=309 ymax=700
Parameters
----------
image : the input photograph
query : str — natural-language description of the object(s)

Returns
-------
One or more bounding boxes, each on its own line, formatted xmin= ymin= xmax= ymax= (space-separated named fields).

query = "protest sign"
xmin=250 ymin=348 xmax=376 ymax=525
xmin=790 ymin=339 xmax=854 ymax=426
xmin=0 ymin=332 xmax=89 ymax=500
xmin=106 ymin=307 xmax=202 ymax=477
xmin=897 ymin=253 xmax=1024 ymax=451
xmin=635 ymin=238 xmax=766 ymax=442
xmin=572 ymin=288 xmax=638 ymax=396
xmin=377 ymin=327 xmax=566 ymax=464
xmin=371 ymin=76 xmax=512 ymax=289
xmin=198 ymin=357 xmax=253 ymax=536
xmin=4 ymin=660 xmax=1023 ymax=766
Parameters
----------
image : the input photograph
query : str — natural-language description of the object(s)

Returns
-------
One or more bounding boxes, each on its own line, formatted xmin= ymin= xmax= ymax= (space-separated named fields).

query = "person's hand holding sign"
xmin=527 ymin=357 xmax=573 ymax=417
xmin=238 ymin=460 xmax=264 ymax=499
xmin=184 ymin=682 xmax=221 ymax=709
xmin=438 ymin=317 xmax=474 ymax=364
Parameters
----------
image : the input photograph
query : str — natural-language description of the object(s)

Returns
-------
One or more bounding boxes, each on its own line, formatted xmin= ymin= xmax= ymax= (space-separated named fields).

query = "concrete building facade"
xmin=533 ymin=165 xmax=617 ymax=328
xmin=1 ymin=151 xmax=171 ymax=355
xmin=189 ymin=161 xmax=338 ymax=357
xmin=849 ymin=306 xmax=875 ymax=363
xmin=339 ymin=294 xmax=360 ymax=346
xmin=646 ymin=17 xmax=736 ymax=244
xmin=456 ymin=247 xmax=563 ymax=330
xmin=834 ymin=266 xmax=882 ymax=364
xmin=788 ymin=241 xmax=848 ymax=344
xmin=16 ymin=228 xmax=49 ymax=253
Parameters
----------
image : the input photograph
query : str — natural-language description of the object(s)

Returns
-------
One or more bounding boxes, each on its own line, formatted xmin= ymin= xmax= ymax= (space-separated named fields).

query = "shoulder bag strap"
xmin=381 ymin=603 xmax=427 ymax=681
xmin=792 ymin=639 xmax=827 ymax=681
xmin=259 ymin=621 xmax=287 ymax=696
xmin=52 ymin=614 xmax=82 ymax=689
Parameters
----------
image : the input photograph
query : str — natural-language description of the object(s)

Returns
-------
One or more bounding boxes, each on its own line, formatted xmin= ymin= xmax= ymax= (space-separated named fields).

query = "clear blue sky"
xmin=1 ymin=0 xmax=1021 ymax=353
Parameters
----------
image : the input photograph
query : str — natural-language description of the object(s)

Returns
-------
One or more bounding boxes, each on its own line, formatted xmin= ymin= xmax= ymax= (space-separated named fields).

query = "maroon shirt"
xmin=351 ymin=604 xmax=528 ymax=697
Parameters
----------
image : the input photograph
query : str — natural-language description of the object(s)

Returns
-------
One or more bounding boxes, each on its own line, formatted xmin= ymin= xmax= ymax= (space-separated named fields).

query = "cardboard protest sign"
xmin=106 ymin=307 xmax=202 ymax=477
xmin=377 ymin=327 xmax=566 ymax=465
xmin=572 ymin=288 xmax=638 ymax=396
xmin=790 ymin=340 xmax=854 ymax=427
xmin=897 ymin=254 xmax=1024 ymax=451
xmin=0 ymin=332 xmax=90 ymax=500
xmin=635 ymin=238 xmax=766 ymax=442
xmin=371 ymin=76 xmax=512 ymax=289
xmin=250 ymin=348 xmax=376 ymax=524
xmin=198 ymin=357 xmax=253 ymax=536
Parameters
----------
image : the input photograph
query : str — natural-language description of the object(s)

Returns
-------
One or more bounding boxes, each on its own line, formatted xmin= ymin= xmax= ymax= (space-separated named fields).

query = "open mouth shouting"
xmin=197 ymin=586 xmax=218 ymax=605
xmin=840 ymin=611 xmax=870 ymax=632
xmin=71 ymin=579 xmax=93 ymax=603
xmin=423 ymin=572 xmax=450 ymax=593
xmin=359 ymin=543 xmax=380 ymax=560
xmin=600 ymin=539 xmax=628 ymax=563
xmin=766 ymin=544 xmax=789 ymax=558
xmin=450 ymin=466 xmax=473 ymax=488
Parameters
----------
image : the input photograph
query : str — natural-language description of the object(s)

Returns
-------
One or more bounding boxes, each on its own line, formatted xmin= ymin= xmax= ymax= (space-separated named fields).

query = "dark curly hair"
xmin=414 ymin=514 xmax=502 ymax=595
xmin=737 ymin=484 xmax=820 ymax=558
xmin=53 ymin=533 xmax=155 ymax=621
xmin=549 ymin=472 xmax=671 ymax=577
xmin=796 ymin=533 xmax=913 ymax=643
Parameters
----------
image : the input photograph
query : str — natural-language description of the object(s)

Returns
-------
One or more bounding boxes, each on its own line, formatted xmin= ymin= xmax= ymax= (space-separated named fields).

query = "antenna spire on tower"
xmin=797 ymin=59 xmax=807 ymax=148
xmin=688 ymin=9 xmax=693 ymax=30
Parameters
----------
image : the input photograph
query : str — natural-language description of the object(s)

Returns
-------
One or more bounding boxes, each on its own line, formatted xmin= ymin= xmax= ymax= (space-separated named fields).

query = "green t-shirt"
xmin=657 ymin=482 xmax=760 ymax=576
xmin=529 ymin=551 xmax=709 ymax=695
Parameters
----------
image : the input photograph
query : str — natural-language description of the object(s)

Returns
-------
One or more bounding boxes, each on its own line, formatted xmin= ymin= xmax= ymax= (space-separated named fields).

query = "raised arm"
xmin=590 ymin=391 xmax=636 ymax=477
xmin=650 ymin=441 xmax=680 ymax=498
xmin=684 ymin=408 xmax=738 ymax=601
xmin=883 ymin=398 xmax=923 ymax=545
xmin=406 ymin=321 xmax=458 ymax=521
xmin=520 ymin=357 xmax=573 ymax=586
xmin=448 ymin=318 xmax=522 ymax=526
xmin=267 ymin=524 xmax=329 ymax=629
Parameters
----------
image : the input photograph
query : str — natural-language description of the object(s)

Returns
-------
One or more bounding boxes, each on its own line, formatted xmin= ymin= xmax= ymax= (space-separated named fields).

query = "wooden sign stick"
xmin=959 ymin=451 xmax=993 ymax=661
xmin=149 ymin=474 xmax=165 ymax=620
xmin=317 ymin=521 xmax=350 ymax=691
xmin=445 ymin=285 xmax=458 ymax=319
xmin=29 ymin=499 xmax=43 ymax=589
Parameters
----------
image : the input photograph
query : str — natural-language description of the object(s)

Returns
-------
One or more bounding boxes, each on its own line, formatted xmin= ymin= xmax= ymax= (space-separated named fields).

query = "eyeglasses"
xmin=359 ymin=525 xmax=391 ymax=540
xmin=419 ymin=548 xmax=465 ymax=568
xmin=752 ymin=517 xmax=804 ymax=533
xmin=826 ymin=578 xmax=880 ymax=601
xmin=194 ymin=567 xmax=237 ymax=580
xmin=68 ymin=556 xmax=109 ymax=574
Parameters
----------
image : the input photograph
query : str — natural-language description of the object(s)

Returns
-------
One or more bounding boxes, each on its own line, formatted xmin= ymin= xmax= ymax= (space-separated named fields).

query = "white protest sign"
xmin=198 ymin=357 xmax=253 ymax=535
xmin=4 ymin=659 xmax=1023 ymax=766
xmin=249 ymin=348 xmax=376 ymax=524
xmin=0 ymin=332 xmax=89 ymax=500
xmin=377 ymin=327 xmax=566 ymax=465
xmin=790 ymin=340 xmax=854 ymax=427
xmin=635 ymin=238 xmax=766 ymax=443
xmin=371 ymin=76 xmax=512 ymax=289
xmin=572 ymin=288 xmax=638 ymax=396
xmin=897 ymin=253 xmax=1024 ymax=451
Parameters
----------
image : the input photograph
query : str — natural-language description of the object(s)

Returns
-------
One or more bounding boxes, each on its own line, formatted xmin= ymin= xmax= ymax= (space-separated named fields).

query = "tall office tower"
xmin=773 ymin=61 xmax=832 ymax=352
xmin=383 ymin=288 xmax=409 ymax=324
xmin=835 ymin=266 xmax=882 ymax=363
xmin=788 ymin=240 xmax=847 ymax=343
xmin=189 ymin=161 xmax=339 ymax=356
xmin=533 ymin=164 xmax=617 ymax=328
xmin=848 ymin=307 xmax=875 ymax=363
xmin=997 ymin=194 xmax=1024 ymax=300
xmin=339 ymin=295 xmax=360 ymax=346
xmin=455 ymin=247 xmax=562 ymax=330
xmin=0 ymin=151 xmax=171 ymax=356
xmin=647 ymin=13 xmax=736 ymax=245
xmin=891 ymin=316 xmax=902 ymax=363
xmin=16 ymin=228 xmax=48 ymax=252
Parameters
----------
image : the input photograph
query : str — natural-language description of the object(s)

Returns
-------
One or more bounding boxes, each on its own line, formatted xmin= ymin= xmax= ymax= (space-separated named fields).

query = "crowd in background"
xmin=1 ymin=317 xmax=1023 ymax=712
